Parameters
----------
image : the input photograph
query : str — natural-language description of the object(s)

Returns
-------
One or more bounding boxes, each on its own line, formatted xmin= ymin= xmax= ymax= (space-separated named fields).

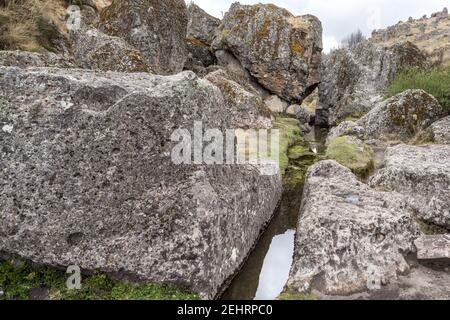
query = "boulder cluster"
xmin=0 ymin=0 xmax=449 ymax=300
xmin=285 ymin=10 xmax=450 ymax=300
xmin=0 ymin=0 xmax=323 ymax=299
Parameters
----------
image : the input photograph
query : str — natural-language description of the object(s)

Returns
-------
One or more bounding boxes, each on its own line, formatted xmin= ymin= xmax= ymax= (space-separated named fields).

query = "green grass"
xmin=386 ymin=67 xmax=450 ymax=111
xmin=416 ymin=219 xmax=448 ymax=235
xmin=278 ymin=290 xmax=320 ymax=300
xmin=326 ymin=136 xmax=374 ymax=179
xmin=273 ymin=116 xmax=305 ymax=175
xmin=336 ymin=112 xmax=367 ymax=125
xmin=272 ymin=116 xmax=322 ymax=189
xmin=0 ymin=259 xmax=199 ymax=300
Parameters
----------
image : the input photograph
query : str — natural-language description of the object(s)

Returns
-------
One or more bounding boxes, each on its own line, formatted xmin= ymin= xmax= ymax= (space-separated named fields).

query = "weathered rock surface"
xmin=320 ymin=41 xmax=429 ymax=126
xmin=287 ymin=160 xmax=420 ymax=296
xmin=213 ymin=50 xmax=270 ymax=98
xmin=0 ymin=66 xmax=282 ymax=299
xmin=212 ymin=3 xmax=322 ymax=102
xmin=286 ymin=104 xmax=314 ymax=125
xmin=184 ymin=4 xmax=220 ymax=74
xmin=204 ymin=69 xmax=272 ymax=129
xmin=359 ymin=90 xmax=445 ymax=140
xmin=184 ymin=38 xmax=216 ymax=76
xmin=320 ymin=265 xmax=450 ymax=300
xmin=370 ymin=144 xmax=450 ymax=230
xmin=328 ymin=90 xmax=445 ymax=142
xmin=99 ymin=0 xmax=189 ymax=75
xmin=431 ymin=116 xmax=450 ymax=144
xmin=187 ymin=4 xmax=221 ymax=43
xmin=0 ymin=51 xmax=75 ymax=69
xmin=371 ymin=8 xmax=450 ymax=66
xmin=415 ymin=235 xmax=450 ymax=261
xmin=326 ymin=121 xmax=365 ymax=146
xmin=264 ymin=95 xmax=288 ymax=113
xmin=71 ymin=27 xmax=151 ymax=73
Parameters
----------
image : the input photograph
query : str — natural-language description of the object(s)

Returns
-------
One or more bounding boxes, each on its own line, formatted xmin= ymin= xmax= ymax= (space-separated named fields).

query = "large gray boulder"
xmin=0 ymin=51 xmax=75 ymax=69
xmin=286 ymin=160 xmax=420 ymax=296
xmin=327 ymin=90 xmax=445 ymax=142
xmin=187 ymin=3 xmax=220 ymax=43
xmin=0 ymin=66 xmax=282 ymax=299
xmin=204 ymin=69 xmax=272 ymax=129
xmin=320 ymin=41 xmax=429 ymax=126
xmin=369 ymin=144 xmax=450 ymax=230
xmin=213 ymin=50 xmax=270 ymax=98
xmin=415 ymin=235 xmax=450 ymax=261
xmin=99 ymin=0 xmax=189 ymax=75
xmin=212 ymin=3 xmax=322 ymax=103
xmin=184 ymin=4 xmax=221 ymax=74
xmin=358 ymin=90 xmax=445 ymax=141
xmin=431 ymin=116 xmax=450 ymax=144
xmin=71 ymin=27 xmax=151 ymax=73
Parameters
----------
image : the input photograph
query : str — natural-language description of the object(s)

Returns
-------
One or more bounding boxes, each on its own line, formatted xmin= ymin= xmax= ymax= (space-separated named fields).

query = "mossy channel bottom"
xmin=221 ymin=126 xmax=327 ymax=300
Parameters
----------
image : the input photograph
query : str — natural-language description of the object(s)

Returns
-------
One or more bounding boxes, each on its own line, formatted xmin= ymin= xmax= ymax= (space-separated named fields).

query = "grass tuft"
xmin=0 ymin=0 xmax=68 ymax=52
xmin=0 ymin=259 xmax=199 ymax=300
xmin=326 ymin=136 xmax=374 ymax=179
xmin=386 ymin=67 xmax=450 ymax=112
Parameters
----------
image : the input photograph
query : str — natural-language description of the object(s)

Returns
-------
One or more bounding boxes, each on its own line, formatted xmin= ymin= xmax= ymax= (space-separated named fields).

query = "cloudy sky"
xmin=189 ymin=0 xmax=448 ymax=52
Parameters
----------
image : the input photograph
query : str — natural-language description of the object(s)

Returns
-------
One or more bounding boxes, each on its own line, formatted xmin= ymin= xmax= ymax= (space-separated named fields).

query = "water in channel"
xmin=221 ymin=126 xmax=327 ymax=300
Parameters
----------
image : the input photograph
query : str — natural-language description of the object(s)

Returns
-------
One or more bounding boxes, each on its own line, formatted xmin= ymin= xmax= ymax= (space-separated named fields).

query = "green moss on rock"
xmin=273 ymin=116 xmax=322 ymax=190
xmin=416 ymin=219 xmax=448 ymax=235
xmin=326 ymin=136 xmax=374 ymax=179
xmin=273 ymin=116 xmax=305 ymax=175
xmin=0 ymin=259 xmax=199 ymax=300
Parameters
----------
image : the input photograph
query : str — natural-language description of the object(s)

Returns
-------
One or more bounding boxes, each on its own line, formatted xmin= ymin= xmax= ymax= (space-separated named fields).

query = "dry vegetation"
xmin=0 ymin=0 xmax=68 ymax=52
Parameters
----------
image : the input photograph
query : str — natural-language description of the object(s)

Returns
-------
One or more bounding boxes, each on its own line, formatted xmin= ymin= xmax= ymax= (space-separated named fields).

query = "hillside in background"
xmin=371 ymin=7 xmax=450 ymax=66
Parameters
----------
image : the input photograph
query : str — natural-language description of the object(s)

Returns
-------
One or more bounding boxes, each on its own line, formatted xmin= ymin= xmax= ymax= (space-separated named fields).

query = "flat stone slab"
xmin=415 ymin=235 xmax=450 ymax=260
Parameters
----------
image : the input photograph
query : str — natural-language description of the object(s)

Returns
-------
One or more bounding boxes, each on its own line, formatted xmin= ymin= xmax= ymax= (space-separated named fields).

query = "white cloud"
xmin=188 ymin=0 xmax=448 ymax=52
xmin=323 ymin=36 xmax=339 ymax=53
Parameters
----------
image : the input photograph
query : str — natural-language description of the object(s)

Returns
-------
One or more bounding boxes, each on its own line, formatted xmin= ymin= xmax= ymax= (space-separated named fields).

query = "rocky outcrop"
xmin=187 ymin=4 xmax=220 ymax=43
xmin=85 ymin=0 xmax=112 ymax=11
xmin=320 ymin=41 xmax=429 ymax=126
xmin=71 ymin=27 xmax=151 ymax=73
xmin=212 ymin=3 xmax=322 ymax=103
xmin=415 ymin=235 xmax=450 ymax=261
xmin=264 ymin=95 xmax=288 ymax=113
xmin=286 ymin=104 xmax=314 ymax=125
xmin=431 ymin=116 xmax=450 ymax=144
xmin=0 ymin=66 xmax=282 ymax=299
xmin=99 ymin=0 xmax=189 ymax=75
xmin=325 ymin=121 xmax=365 ymax=145
xmin=184 ymin=39 xmax=216 ymax=75
xmin=184 ymin=4 xmax=220 ymax=74
xmin=318 ymin=266 xmax=450 ymax=300
xmin=371 ymin=8 xmax=450 ymax=66
xmin=287 ymin=160 xmax=419 ymax=295
xmin=286 ymin=160 xmax=420 ymax=296
xmin=204 ymin=69 xmax=272 ymax=129
xmin=213 ymin=50 xmax=270 ymax=98
xmin=0 ymin=51 xmax=75 ymax=69
xmin=359 ymin=89 xmax=445 ymax=140
xmin=327 ymin=90 xmax=445 ymax=142
xmin=369 ymin=144 xmax=450 ymax=230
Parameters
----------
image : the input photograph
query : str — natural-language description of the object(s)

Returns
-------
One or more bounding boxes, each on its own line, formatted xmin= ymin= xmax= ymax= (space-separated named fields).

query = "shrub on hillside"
xmin=386 ymin=67 xmax=450 ymax=111
xmin=340 ymin=29 xmax=365 ymax=49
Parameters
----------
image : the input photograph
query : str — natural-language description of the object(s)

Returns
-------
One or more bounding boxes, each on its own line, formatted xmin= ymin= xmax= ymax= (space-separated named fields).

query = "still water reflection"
xmin=221 ymin=187 xmax=302 ymax=300
xmin=221 ymin=126 xmax=327 ymax=300
xmin=254 ymin=229 xmax=295 ymax=300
